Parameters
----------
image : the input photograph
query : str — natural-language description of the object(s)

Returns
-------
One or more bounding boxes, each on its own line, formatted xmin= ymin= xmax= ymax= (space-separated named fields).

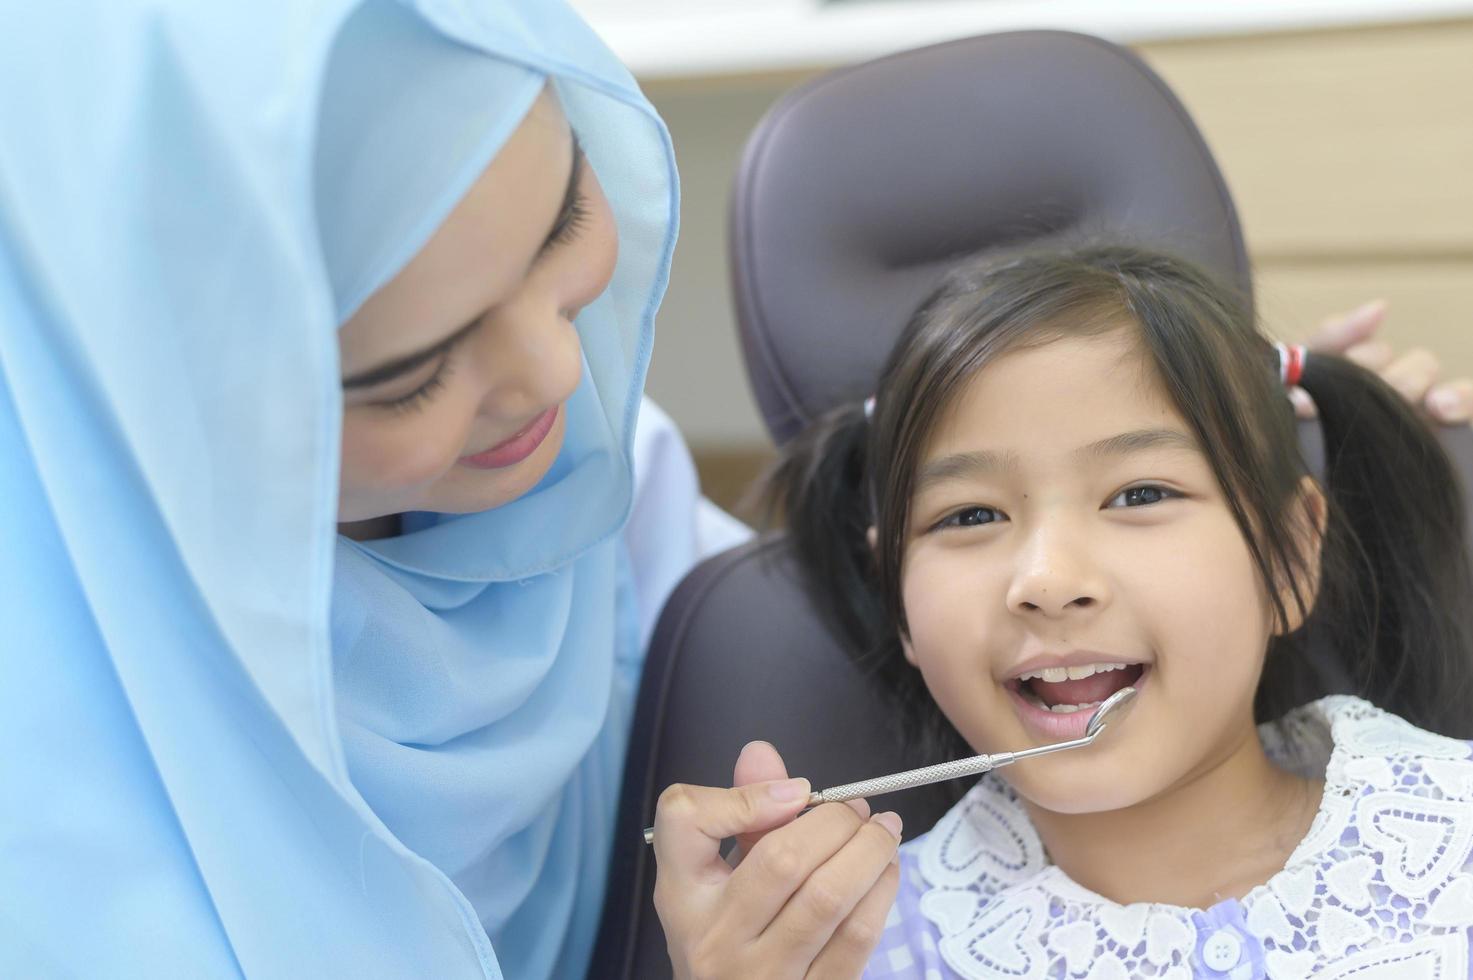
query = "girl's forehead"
xmin=924 ymin=327 xmax=1177 ymax=451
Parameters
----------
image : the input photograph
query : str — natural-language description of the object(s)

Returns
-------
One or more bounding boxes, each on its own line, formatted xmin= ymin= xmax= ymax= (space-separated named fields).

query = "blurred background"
xmin=572 ymin=0 xmax=1473 ymax=514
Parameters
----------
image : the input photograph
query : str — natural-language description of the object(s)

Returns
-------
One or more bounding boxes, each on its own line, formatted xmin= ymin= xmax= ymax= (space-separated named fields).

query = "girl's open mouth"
xmin=1004 ymin=662 xmax=1149 ymax=740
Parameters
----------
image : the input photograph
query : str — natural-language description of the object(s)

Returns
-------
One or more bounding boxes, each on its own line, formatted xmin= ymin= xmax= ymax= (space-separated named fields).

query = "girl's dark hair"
xmin=768 ymin=242 xmax=1473 ymax=756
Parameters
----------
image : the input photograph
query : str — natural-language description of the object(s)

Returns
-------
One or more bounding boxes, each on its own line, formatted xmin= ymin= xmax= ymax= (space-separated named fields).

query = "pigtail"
xmin=764 ymin=402 xmax=885 ymax=658
xmin=764 ymin=403 xmax=972 ymax=760
xmin=1298 ymin=354 xmax=1473 ymax=737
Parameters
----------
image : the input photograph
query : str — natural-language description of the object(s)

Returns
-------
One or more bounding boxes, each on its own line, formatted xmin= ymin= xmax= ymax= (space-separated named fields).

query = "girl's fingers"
xmin=717 ymin=802 xmax=871 ymax=943
xmin=1426 ymin=379 xmax=1473 ymax=426
xmin=1379 ymin=348 xmax=1440 ymax=407
xmin=653 ymin=778 xmax=812 ymax=887
xmin=755 ymin=811 xmax=903 ymax=964
xmin=806 ymin=856 xmax=902 ymax=979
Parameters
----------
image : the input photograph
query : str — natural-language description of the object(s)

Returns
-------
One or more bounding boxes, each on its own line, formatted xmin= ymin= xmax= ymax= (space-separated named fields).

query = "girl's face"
xmin=335 ymin=89 xmax=618 ymax=523
xmin=900 ymin=326 xmax=1293 ymax=814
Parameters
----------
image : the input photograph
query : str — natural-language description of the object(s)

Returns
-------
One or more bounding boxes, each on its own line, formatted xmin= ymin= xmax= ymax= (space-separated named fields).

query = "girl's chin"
xmin=994 ymin=743 xmax=1153 ymax=816
xmin=1005 ymin=775 xmax=1151 ymax=817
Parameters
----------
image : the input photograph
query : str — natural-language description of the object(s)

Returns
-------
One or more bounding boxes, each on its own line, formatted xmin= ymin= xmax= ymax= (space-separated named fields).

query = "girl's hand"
xmin=1300 ymin=300 xmax=1473 ymax=424
xmin=651 ymin=743 xmax=902 ymax=980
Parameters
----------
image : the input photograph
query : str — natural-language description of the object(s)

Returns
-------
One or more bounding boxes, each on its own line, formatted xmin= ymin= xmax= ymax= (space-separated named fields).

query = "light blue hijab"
xmin=0 ymin=1 xmax=676 ymax=977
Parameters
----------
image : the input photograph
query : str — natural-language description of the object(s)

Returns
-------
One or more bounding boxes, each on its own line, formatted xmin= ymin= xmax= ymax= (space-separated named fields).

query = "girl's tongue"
xmin=1023 ymin=665 xmax=1142 ymax=708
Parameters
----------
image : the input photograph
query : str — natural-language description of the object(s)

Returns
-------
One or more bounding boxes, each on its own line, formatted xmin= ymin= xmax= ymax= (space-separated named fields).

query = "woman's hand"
xmin=1299 ymin=300 xmax=1473 ymax=424
xmin=651 ymin=741 xmax=902 ymax=980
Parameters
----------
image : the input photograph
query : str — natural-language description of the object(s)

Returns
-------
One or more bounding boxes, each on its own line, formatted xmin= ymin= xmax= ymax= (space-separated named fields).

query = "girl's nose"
xmin=471 ymin=303 xmax=583 ymax=418
xmin=1005 ymin=524 xmax=1109 ymax=618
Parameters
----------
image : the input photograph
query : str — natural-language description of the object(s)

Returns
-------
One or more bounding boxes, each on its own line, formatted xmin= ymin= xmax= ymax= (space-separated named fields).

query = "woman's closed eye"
xmin=543 ymin=190 xmax=591 ymax=254
xmin=378 ymin=356 xmax=455 ymax=414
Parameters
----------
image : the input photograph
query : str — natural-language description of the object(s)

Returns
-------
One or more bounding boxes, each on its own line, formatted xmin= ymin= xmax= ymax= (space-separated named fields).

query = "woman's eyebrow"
xmin=341 ymin=130 xmax=583 ymax=391
xmin=341 ymin=316 xmax=482 ymax=390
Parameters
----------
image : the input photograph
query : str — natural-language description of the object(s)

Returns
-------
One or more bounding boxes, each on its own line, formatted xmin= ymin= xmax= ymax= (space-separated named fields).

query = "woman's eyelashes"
xmin=370 ymin=190 xmax=595 ymax=416
xmin=546 ymin=191 xmax=591 ymax=251
xmin=380 ymin=356 xmax=455 ymax=415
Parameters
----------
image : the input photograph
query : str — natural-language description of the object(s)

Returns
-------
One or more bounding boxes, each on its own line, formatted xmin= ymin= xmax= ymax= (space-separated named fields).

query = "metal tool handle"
xmin=808 ymin=751 xmax=1013 ymax=803
xmin=641 ymin=751 xmax=1014 ymax=844
xmin=642 ymin=686 xmax=1135 ymax=845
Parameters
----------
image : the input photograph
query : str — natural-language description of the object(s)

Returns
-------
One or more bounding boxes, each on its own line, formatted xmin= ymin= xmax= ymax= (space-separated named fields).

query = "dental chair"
xmin=588 ymin=30 xmax=1473 ymax=979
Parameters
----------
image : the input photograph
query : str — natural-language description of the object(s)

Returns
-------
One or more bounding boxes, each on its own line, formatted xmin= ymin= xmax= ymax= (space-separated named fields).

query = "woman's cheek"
xmin=341 ymin=406 xmax=469 ymax=496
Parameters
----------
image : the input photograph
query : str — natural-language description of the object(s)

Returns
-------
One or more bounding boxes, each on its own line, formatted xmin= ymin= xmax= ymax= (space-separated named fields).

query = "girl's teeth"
xmin=1047 ymin=701 xmax=1102 ymax=714
xmin=1019 ymin=662 xmax=1130 ymax=682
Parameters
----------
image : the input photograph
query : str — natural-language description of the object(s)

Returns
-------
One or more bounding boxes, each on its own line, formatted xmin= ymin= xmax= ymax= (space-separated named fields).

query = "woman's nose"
xmin=471 ymin=303 xmax=583 ymax=417
xmin=1005 ymin=523 xmax=1108 ymax=618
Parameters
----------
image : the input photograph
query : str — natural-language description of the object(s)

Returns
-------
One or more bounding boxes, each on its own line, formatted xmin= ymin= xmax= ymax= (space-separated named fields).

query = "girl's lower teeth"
xmin=1020 ymin=688 xmax=1102 ymax=713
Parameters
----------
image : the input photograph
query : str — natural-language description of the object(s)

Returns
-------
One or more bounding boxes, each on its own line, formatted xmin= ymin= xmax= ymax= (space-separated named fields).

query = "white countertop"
xmin=571 ymin=0 xmax=1473 ymax=79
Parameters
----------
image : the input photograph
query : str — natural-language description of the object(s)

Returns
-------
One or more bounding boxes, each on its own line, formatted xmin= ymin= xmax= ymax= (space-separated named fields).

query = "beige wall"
xmin=1139 ymin=19 xmax=1473 ymax=353
xmin=641 ymin=19 xmax=1473 ymax=509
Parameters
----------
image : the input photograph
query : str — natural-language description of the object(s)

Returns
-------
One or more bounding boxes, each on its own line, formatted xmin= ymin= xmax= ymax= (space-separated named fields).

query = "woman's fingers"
xmin=728 ymin=742 xmax=792 ymax=866
xmin=653 ymin=778 xmax=812 ymax=888
xmin=806 ymin=853 xmax=902 ymax=979
xmin=1427 ymin=379 xmax=1473 ymax=425
xmin=1343 ymin=339 xmax=1395 ymax=372
xmin=1305 ymin=299 xmax=1387 ymax=354
xmin=726 ymin=743 xmax=870 ymax=869
xmin=1378 ymin=347 xmax=1440 ymax=407
xmin=754 ymin=810 xmax=903 ymax=964
xmin=717 ymin=802 xmax=871 ymax=941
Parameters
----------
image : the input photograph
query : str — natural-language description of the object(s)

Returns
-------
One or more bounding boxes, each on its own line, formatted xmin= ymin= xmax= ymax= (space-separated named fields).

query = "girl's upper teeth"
xmin=1020 ymin=662 xmax=1130 ymax=683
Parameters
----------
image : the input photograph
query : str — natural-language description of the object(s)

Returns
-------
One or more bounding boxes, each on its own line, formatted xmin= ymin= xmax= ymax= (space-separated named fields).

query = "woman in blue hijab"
xmin=0 ymin=0 xmax=743 ymax=976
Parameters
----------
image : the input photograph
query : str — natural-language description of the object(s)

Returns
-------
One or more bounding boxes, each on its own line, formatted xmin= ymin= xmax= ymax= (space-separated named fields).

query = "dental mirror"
xmin=643 ymin=685 xmax=1138 ymax=844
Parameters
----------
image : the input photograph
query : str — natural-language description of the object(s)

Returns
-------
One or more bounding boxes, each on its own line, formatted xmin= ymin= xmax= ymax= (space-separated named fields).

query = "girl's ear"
xmin=1274 ymin=476 xmax=1328 ymax=635
xmin=868 ymin=524 xmax=921 ymax=667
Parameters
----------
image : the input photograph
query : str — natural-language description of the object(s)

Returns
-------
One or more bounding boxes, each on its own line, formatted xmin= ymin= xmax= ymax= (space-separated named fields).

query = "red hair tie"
xmin=1276 ymin=343 xmax=1307 ymax=388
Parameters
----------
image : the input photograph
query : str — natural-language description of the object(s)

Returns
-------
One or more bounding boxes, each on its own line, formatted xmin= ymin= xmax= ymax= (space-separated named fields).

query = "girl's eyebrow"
xmin=1078 ymin=427 xmax=1197 ymax=461
xmin=341 ymin=130 xmax=583 ymax=391
xmin=915 ymin=428 xmax=1197 ymax=492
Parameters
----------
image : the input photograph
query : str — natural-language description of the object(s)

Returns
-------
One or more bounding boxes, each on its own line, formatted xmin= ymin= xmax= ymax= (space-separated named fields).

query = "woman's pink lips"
xmin=458 ymin=407 xmax=559 ymax=470
xmin=1004 ymin=667 xmax=1149 ymax=743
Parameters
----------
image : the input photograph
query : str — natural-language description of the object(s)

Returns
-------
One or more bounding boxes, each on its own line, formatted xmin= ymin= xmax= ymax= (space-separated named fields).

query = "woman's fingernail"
xmin=1432 ymin=389 xmax=1466 ymax=418
xmin=872 ymin=811 xmax=903 ymax=839
xmin=769 ymin=778 xmax=810 ymax=802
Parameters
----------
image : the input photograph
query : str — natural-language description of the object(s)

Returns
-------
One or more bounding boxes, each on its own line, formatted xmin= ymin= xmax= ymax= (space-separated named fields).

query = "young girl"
xmin=759 ymin=243 xmax=1473 ymax=979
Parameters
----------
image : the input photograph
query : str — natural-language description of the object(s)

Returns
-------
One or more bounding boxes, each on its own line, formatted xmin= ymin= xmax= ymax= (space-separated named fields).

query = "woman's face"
xmin=899 ymin=326 xmax=1295 ymax=814
xmin=336 ymin=88 xmax=617 ymax=523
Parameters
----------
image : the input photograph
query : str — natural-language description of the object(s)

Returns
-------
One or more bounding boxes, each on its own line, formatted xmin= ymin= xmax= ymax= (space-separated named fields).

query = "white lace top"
xmin=864 ymin=697 xmax=1473 ymax=980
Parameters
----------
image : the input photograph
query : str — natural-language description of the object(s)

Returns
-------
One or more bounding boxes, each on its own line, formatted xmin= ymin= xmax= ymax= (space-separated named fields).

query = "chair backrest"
xmin=589 ymin=29 xmax=1473 ymax=980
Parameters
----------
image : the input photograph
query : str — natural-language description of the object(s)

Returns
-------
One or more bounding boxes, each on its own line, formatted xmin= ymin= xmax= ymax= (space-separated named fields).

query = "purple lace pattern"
xmin=864 ymin=697 xmax=1473 ymax=980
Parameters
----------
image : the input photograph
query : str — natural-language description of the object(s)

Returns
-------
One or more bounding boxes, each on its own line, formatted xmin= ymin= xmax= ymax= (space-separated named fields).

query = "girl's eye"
xmin=377 ymin=358 xmax=453 ymax=415
xmin=935 ymin=506 xmax=1005 ymax=530
xmin=1108 ymin=484 xmax=1179 ymax=508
